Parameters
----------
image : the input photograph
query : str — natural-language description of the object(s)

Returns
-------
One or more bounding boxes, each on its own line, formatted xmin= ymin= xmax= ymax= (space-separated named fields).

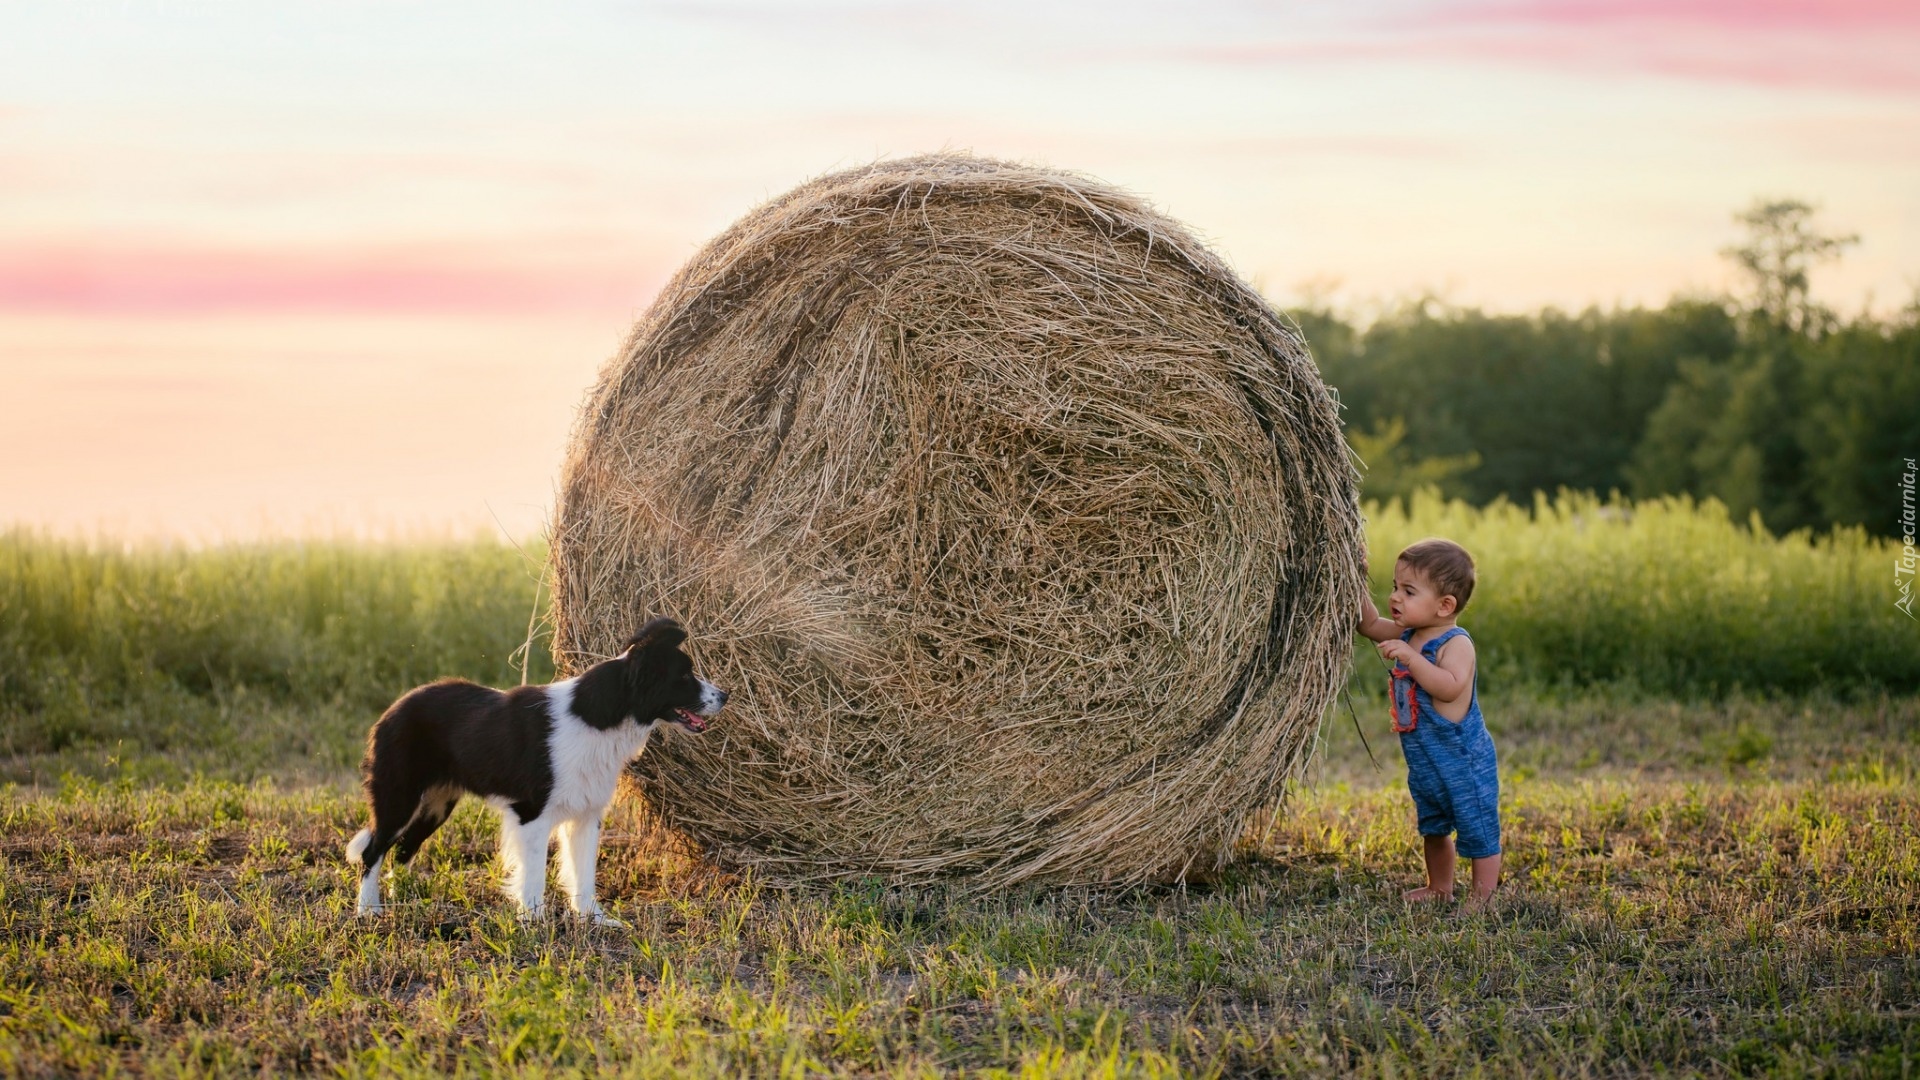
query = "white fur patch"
xmin=498 ymin=809 xmax=553 ymax=915
xmin=696 ymin=678 xmax=726 ymax=715
xmin=349 ymin=828 xmax=382 ymax=915
xmin=358 ymin=857 xmax=383 ymax=914
xmin=542 ymin=677 xmax=656 ymax=820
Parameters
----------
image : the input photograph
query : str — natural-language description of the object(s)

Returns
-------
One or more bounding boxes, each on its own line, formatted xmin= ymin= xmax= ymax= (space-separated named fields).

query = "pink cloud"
xmin=1180 ymin=0 xmax=1920 ymax=97
xmin=0 ymin=243 xmax=660 ymax=316
xmin=1437 ymin=0 xmax=1920 ymax=34
xmin=1432 ymin=0 xmax=1920 ymax=93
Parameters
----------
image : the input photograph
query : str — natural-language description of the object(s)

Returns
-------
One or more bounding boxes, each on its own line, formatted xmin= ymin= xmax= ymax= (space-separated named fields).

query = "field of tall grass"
xmin=3 ymin=490 xmax=1909 ymax=740
xmin=1 ymin=488 xmax=1911 ymax=786
xmin=0 ymin=533 xmax=553 ymax=776
xmin=1362 ymin=489 xmax=1914 ymax=695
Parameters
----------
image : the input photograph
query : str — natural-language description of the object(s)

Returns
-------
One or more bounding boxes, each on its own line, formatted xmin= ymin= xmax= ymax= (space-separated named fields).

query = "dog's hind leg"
xmin=354 ymin=768 xmax=435 ymax=915
xmin=390 ymin=784 xmax=459 ymax=868
xmin=346 ymin=829 xmax=384 ymax=915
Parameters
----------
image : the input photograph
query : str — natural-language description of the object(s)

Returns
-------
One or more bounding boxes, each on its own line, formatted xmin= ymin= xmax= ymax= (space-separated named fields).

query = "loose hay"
xmin=552 ymin=154 xmax=1363 ymax=887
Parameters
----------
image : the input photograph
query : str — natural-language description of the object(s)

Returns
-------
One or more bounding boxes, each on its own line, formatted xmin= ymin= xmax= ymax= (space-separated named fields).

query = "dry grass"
xmin=551 ymin=154 xmax=1363 ymax=888
xmin=2 ymin=696 xmax=1915 ymax=1077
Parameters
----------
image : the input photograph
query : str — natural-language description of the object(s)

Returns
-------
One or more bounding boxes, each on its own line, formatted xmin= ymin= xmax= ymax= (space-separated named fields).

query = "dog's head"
xmin=619 ymin=617 xmax=727 ymax=732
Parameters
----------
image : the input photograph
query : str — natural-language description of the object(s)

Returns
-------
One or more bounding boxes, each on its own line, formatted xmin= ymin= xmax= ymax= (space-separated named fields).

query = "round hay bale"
xmin=552 ymin=153 xmax=1363 ymax=887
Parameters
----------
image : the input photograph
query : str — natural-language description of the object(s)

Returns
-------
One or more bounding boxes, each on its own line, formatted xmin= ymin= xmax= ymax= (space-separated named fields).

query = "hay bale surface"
xmin=553 ymin=154 xmax=1362 ymax=886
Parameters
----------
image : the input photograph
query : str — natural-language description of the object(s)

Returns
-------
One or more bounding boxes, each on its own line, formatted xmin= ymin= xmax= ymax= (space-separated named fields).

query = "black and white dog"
xmin=346 ymin=617 xmax=726 ymax=923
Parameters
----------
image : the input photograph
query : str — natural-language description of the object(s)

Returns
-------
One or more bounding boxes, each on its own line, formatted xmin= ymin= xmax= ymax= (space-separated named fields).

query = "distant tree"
xmin=1307 ymin=299 xmax=1727 ymax=507
xmin=1627 ymin=347 xmax=1811 ymax=529
xmin=1347 ymin=416 xmax=1481 ymax=505
xmin=1294 ymin=199 xmax=1909 ymax=537
xmin=1797 ymin=303 xmax=1920 ymax=535
xmin=1629 ymin=199 xmax=1862 ymax=532
xmin=1720 ymin=198 xmax=1858 ymax=334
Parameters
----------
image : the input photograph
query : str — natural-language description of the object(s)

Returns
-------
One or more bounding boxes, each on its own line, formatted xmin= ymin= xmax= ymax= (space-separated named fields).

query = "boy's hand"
xmin=1377 ymin=639 xmax=1417 ymax=666
xmin=1356 ymin=591 xmax=1402 ymax=643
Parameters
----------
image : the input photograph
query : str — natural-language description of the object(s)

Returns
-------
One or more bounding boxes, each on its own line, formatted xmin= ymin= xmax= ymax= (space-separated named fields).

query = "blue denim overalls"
xmin=1392 ymin=626 xmax=1501 ymax=858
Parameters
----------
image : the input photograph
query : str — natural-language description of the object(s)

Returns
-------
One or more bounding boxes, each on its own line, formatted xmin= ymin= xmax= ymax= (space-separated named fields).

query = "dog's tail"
xmin=345 ymin=827 xmax=374 ymax=871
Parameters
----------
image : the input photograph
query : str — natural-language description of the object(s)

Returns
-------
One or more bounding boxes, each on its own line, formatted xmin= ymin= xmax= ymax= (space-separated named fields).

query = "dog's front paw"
xmin=590 ymin=912 xmax=628 ymax=929
xmin=514 ymin=904 xmax=546 ymax=923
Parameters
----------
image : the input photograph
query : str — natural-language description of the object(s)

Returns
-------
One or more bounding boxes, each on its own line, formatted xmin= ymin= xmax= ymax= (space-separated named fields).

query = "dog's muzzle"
xmin=674 ymin=680 xmax=729 ymax=732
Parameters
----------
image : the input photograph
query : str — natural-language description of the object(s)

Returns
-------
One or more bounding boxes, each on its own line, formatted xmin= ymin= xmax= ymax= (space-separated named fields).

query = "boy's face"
xmin=1390 ymin=561 xmax=1458 ymax=627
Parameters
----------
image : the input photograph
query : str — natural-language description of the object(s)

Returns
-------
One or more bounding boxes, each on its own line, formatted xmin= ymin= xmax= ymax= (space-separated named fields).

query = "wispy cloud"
xmin=1178 ymin=0 xmax=1920 ymax=97
xmin=0 ymin=243 xmax=659 ymax=316
xmin=1436 ymin=0 xmax=1920 ymax=34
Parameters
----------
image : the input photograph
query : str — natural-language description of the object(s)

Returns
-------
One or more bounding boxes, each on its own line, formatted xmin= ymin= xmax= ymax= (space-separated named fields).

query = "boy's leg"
xmin=1405 ymin=767 xmax=1457 ymax=900
xmin=1405 ymin=834 xmax=1455 ymax=901
xmin=1454 ymin=767 xmax=1502 ymax=905
xmin=1466 ymin=853 xmax=1502 ymax=904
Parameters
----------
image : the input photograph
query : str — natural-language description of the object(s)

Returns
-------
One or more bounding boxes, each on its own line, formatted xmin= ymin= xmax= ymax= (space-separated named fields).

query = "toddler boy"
xmin=1356 ymin=538 xmax=1501 ymax=903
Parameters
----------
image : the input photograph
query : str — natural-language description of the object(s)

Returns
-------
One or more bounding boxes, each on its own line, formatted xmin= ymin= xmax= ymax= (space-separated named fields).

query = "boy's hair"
xmin=1396 ymin=538 xmax=1476 ymax=614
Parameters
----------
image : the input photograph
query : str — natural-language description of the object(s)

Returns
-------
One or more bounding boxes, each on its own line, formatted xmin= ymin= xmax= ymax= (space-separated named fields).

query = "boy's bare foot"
xmin=1460 ymin=890 xmax=1498 ymax=912
xmin=1402 ymin=886 xmax=1453 ymax=902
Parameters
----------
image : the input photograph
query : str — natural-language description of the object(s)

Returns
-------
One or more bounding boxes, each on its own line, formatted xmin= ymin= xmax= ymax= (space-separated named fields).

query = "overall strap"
xmin=1390 ymin=627 xmax=1425 ymax=732
xmin=1419 ymin=626 xmax=1469 ymax=658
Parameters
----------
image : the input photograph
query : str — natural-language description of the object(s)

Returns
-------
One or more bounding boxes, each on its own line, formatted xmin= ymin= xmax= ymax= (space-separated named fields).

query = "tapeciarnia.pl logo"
xmin=1899 ymin=457 xmax=1917 ymax=619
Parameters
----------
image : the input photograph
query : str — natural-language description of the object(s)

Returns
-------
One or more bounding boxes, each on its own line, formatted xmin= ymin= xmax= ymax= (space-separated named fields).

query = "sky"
xmin=4 ymin=0 xmax=1917 ymax=539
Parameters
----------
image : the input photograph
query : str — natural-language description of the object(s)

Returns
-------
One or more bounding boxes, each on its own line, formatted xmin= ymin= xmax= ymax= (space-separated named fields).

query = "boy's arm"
xmin=1378 ymin=636 xmax=1475 ymax=705
xmin=1355 ymin=592 xmax=1401 ymax=643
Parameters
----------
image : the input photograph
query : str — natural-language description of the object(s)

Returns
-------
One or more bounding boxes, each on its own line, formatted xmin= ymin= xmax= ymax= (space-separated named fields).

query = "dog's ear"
xmin=624 ymin=617 xmax=687 ymax=655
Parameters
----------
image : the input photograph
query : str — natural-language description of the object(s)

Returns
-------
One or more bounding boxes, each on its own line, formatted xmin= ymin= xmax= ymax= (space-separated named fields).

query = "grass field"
xmin=2 ymin=500 xmax=1917 ymax=1076
xmin=2 ymin=693 xmax=1916 ymax=1076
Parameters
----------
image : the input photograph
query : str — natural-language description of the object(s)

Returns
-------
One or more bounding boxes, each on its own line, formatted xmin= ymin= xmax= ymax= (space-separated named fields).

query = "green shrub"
xmin=1361 ymin=488 xmax=1915 ymax=695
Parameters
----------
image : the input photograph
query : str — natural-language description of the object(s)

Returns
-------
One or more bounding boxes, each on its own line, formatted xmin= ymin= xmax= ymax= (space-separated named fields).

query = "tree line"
xmin=1299 ymin=200 xmax=1918 ymax=537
